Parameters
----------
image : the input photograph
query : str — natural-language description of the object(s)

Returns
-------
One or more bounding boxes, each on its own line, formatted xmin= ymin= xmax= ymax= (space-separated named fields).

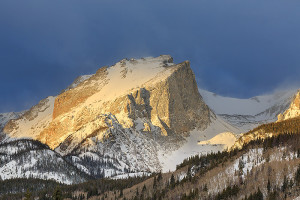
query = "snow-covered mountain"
xmin=231 ymin=90 xmax=300 ymax=150
xmin=0 ymin=55 xmax=299 ymax=185
xmin=0 ymin=139 xmax=88 ymax=184
xmin=199 ymin=89 xmax=295 ymax=116
xmin=199 ymin=88 xmax=296 ymax=132
xmin=1 ymin=55 xmax=234 ymax=182
xmin=3 ymin=55 xmax=211 ymax=146
xmin=197 ymin=88 xmax=298 ymax=150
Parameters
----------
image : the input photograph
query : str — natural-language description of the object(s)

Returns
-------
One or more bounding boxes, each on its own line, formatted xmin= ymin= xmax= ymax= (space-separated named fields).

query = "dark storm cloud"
xmin=1 ymin=0 xmax=300 ymax=112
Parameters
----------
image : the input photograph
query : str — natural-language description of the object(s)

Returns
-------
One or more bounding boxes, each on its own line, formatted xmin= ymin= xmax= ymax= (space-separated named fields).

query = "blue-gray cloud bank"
xmin=1 ymin=0 xmax=300 ymax=112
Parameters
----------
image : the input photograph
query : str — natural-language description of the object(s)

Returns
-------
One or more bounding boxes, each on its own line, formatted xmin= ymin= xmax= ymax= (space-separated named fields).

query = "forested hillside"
xmin=2 ymin=134 xmax=300 ymax=199
xmin=249 ymin=116 xmax=300 ymax=135
xmin=2 ymin=117 xmax=300 ymax=199
xmin=233 ymin=116 xmax=300 ymax=149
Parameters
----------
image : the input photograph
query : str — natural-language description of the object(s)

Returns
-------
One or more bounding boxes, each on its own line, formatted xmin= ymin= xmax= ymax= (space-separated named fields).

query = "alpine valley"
xmin=1 ymin=55 xmax=300 ymax=200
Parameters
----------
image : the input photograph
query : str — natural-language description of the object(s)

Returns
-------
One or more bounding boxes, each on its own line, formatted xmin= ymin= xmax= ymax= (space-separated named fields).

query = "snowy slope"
xmin=199 ymin=89 xmax=296 ymax=116
xmin=205 ymin=146 xmax=299 ymax=196
xmin=158 ymin=116 xmax=240 ymax=172
xmin=199 ymin=88 xmax=296 ymax=132
xmin=87 ymin=56 xmax=175 ymax=102
xmin=198 ymin=132 xmax=239 ymax=149
xmin=2 ymin=96 xmax=55 ymax=141
xmin=2 ymin=74 xmax=96 ymax=144
xmin=60 ymin=113 xmax=184 ymax=177
xmin=0 ymin=139 xmax=87 ymax=184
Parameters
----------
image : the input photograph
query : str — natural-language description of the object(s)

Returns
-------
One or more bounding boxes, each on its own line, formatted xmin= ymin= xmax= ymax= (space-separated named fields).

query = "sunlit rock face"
xmin=2 ymin=97 xmax=55 ymax=140
xmin=2 ymin=55 xmax=211 ymax=152
xmin=277 ymin=90 xmax=300 ymax=121
xmin=52 ymin=67 xmax=109 ymax=120
xmin=0 ymin=111 xmax=25 ymax=142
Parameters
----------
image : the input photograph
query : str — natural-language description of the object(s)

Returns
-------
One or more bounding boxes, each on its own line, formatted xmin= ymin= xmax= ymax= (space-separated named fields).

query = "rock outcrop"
xmin=277 ymin=90 xmax=300 ymax=121
xmin=2 ymin=97 xmax=55 ymax=140
xmin=0 ymin=112 xmax=24 ymax=131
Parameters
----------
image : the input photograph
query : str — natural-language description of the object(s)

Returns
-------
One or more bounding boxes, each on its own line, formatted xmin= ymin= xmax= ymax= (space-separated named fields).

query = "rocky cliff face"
xmin=0 ymin=111 xmax=25 ymax=141
xmin=2 ymin=96 xmax=55 ymax=141
xmin=277 ymin=90 xmax=300 ymax=121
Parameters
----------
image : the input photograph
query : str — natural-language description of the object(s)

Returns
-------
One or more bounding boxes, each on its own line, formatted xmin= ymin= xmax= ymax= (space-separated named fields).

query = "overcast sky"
xmin=1 ymin=0 xmax=300 ymax=112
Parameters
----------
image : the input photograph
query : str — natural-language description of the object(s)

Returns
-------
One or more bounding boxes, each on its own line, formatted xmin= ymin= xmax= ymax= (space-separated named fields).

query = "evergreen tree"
xmin=170 ymin=174 xmax=175 ymax=189
xmin=24 ymin=189 xmax=32 ymax=200
xmin=267 ymin=179 xmax=271 ymax=193
xmin=281 ymin=175 xmax=288 ymax=192
xmin=256 ymin=187 xmax=263 ymax=200
xmin=295 ymin=164 xmax=300 ymax=186
xmin=203 ymin=184 xmax=208 ymax=192
xmin=142 ymin=184 xmax=146 ymax=193
xmin=157 ymin=171 xmax=162 ymax=182
xmin=187 ymin=166 xmax=192 ymax=181
xmin=153 ymin=176 xmax=157 ymax=189
xmin=238 ymin=159 xmax=244 ymax=176
xmin=267 ymin=191 xmax=278 ymax=200
xmin=136 ymin=187 xmax=139 ymax=196
xmin=52 ymin=187 xmax=63 ymax=200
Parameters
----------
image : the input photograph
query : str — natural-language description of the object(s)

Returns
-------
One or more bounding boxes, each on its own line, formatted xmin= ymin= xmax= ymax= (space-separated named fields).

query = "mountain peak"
xmin=52 ymin=55 xmax=180 ymax=120
xmin=3 ymin=56 xmax=211 ymax=154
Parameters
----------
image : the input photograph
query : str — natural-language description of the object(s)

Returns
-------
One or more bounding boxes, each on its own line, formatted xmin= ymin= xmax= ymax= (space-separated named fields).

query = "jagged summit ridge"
xmin=52 ymin=55 xmax=175 ymax=120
